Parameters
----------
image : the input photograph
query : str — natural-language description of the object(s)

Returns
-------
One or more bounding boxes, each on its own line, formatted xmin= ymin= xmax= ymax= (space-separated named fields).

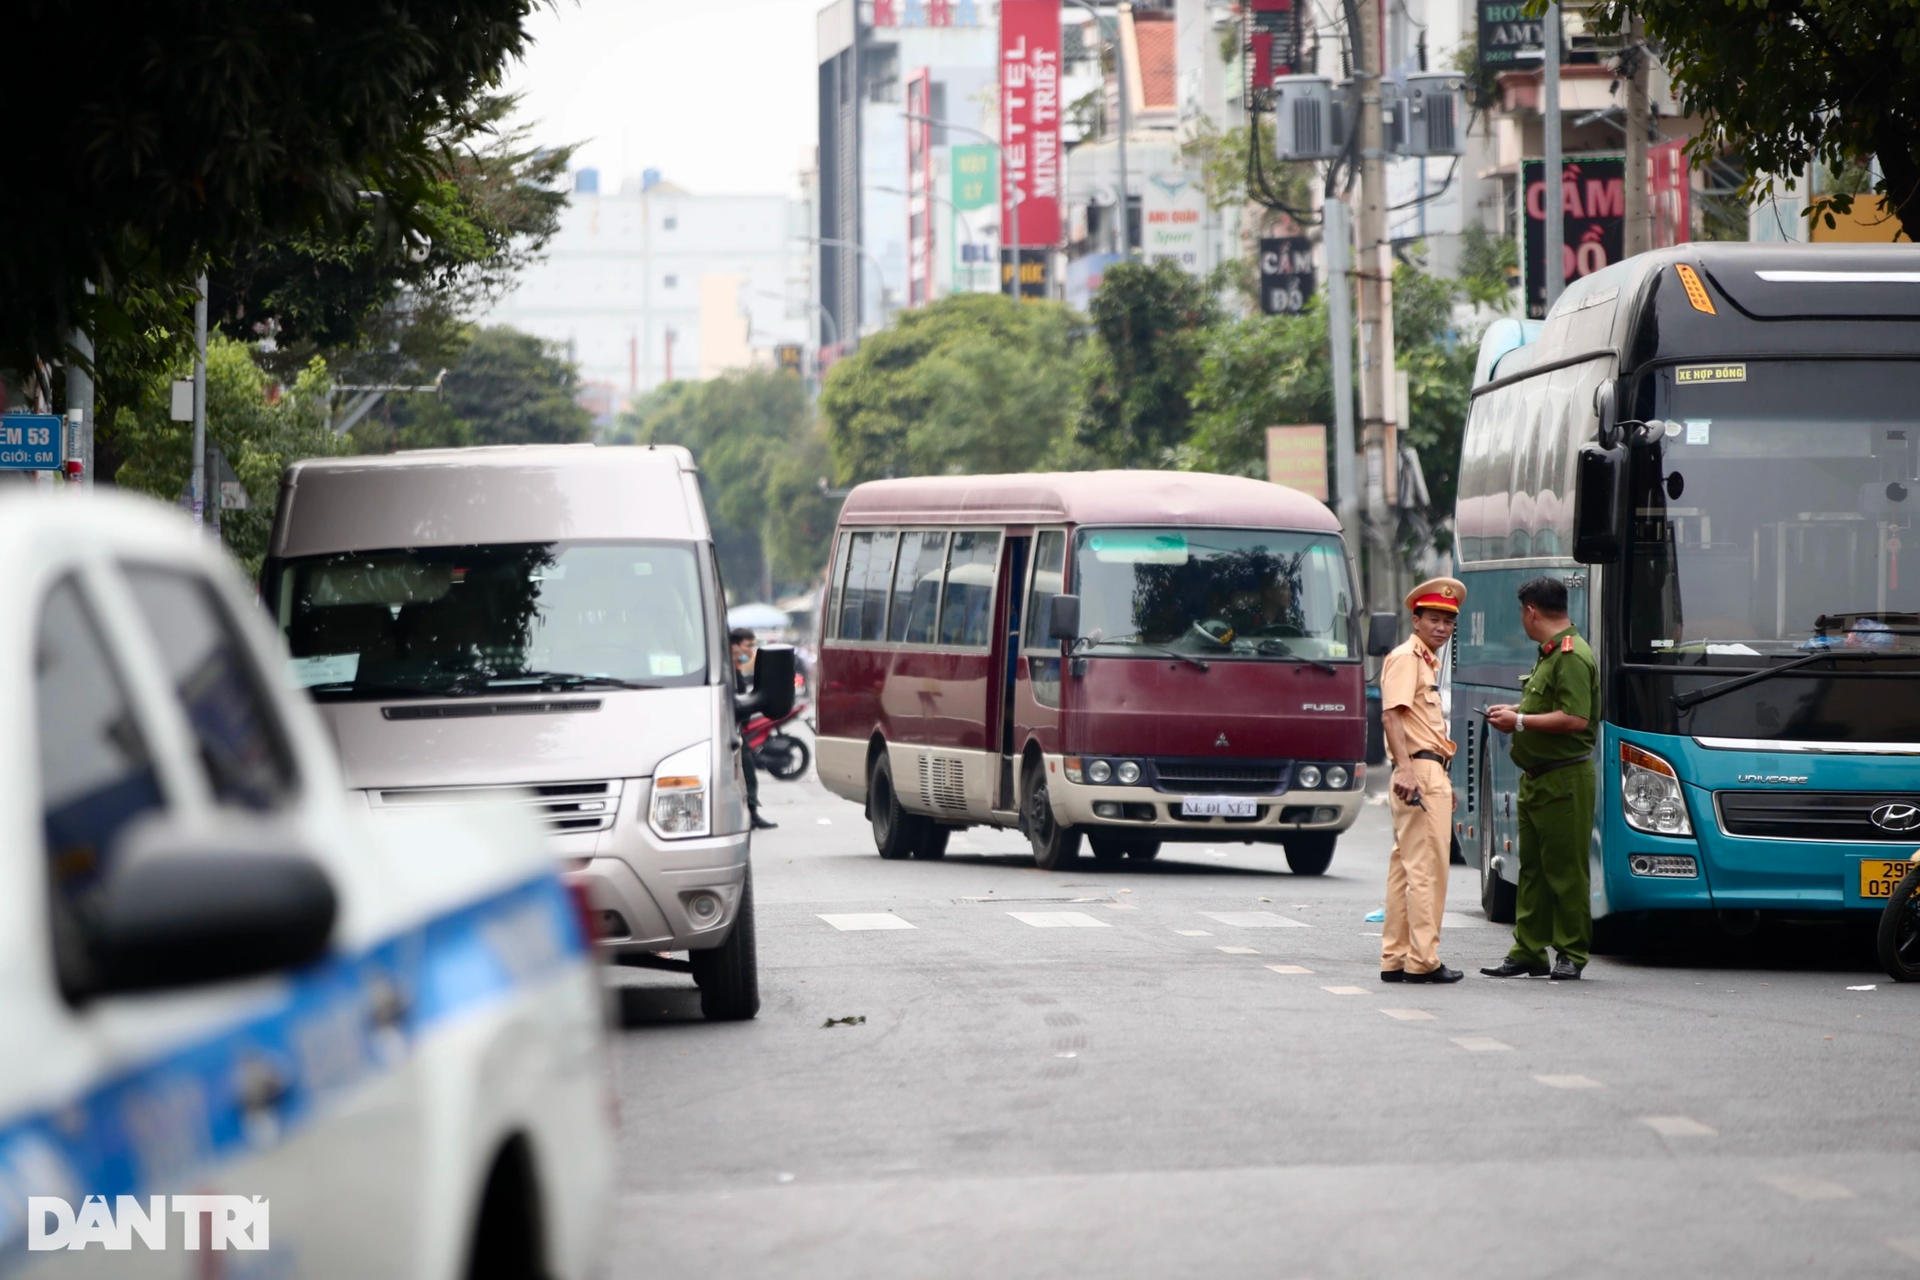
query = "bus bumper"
xmin=1042 ymin=754 xmax=1363 ymax=842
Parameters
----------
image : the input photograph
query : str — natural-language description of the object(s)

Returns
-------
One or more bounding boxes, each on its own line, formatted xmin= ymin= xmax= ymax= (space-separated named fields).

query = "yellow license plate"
xmin=1860 ymin=859 xmax=1918 ymax=899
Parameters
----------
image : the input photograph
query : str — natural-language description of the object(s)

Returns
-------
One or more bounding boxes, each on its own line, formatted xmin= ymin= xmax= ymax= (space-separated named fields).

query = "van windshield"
xmin=271 ymin=541 xmax=711 ymax=698
xmin=1073 ymin=528 xmax=1356 ymax=661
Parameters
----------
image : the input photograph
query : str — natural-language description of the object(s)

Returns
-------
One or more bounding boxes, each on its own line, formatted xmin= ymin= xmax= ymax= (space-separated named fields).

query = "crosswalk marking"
xmin=1640 ymin=1115 xmax=1716 ymax=1137
xmin=1009 ymin=911 xmax=1112 ymax=929
xmin=1216 ymin=946 xmax=1260 ymax=955
xmin=818 ymin=913 xmax=915 ymax=931
xmin=1759 ymin=1174 xmax=1854 ymax=1202
xmin=1321 ymin=985 xmax=1367 ymax=995
xmin=1380 ymin=1008 xmax=1436 ymax=1021
xmin=1201 ymin=911 xmax=1310 ymax=929
xmin=1535 ymin=1074 xmax=1604 ymax=1089
xmin=1450 ymin=1036 xmax=1512 ymax=1052
xmin=1173 ymin=929 xmax=1214 ymax=937
xmin=1266 ymin=964 xmax=1313 ymax=974
xmin=1439 ymin=912 xmax=1487 ymax=928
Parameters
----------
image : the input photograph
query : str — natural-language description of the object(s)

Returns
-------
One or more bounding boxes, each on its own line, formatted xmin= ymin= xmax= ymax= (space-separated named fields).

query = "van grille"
xmin=1151 ymin=760 xmax=1290 ymax=795
xmin=370 ymin=779 xmax=624 ymax=835
xmin=918 ymin=755 xmax=968 ymax=813
xmin=1716 ymin=790 xmax=1920 ymax=843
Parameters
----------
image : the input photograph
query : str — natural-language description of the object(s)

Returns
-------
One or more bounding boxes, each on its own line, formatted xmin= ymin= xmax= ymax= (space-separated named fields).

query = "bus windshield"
xmin=270 ymin=540 xmax=711 ymax=698
xmin=1627 ymin=360 xmax=1920 ymax=664
xmin=1073 ymin=528 xmax=1355 ymax=661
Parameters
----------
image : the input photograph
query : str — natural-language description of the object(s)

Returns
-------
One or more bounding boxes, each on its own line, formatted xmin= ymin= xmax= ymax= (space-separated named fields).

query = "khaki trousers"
xmin=1382 ymin=757 xmax=1452 ymax=975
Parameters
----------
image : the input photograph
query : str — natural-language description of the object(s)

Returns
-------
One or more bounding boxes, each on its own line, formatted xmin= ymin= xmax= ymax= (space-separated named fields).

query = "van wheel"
xmin=1127 ymin=841 xmax=1161 ymax=860
xmin=870 ymin=755 xmax=923 ymax=860
xmin=1284 ymin=834 xmax=1336 ymax=876
xmin=1088 ymin=834 xmax=1153 ymax=863
xmin=1478 ymin=752 xmax=1517 ymax=924
xmin=1023 ymin=768 xmax=1081 ymax=870
xmin=913 ymin=824 xmax=951 ymax=859
xmin=690 ymin=871 xmax=759 ymax=1021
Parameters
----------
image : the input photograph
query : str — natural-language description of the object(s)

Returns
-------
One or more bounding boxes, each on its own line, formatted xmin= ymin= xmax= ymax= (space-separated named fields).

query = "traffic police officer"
xmin=1379 ymin=577 xmax=1467 ymax=984
xmin=1482 ymin=576 xmax=1599 ymax=980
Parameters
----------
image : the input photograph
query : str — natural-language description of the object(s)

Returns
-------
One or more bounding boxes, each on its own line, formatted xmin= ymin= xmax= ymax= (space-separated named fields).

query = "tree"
xmin=5 ymin=0 xmax=542 ymax=379
xmin=1072 ymin=260 xmax=1221 ymax=468
xmin=820 ymin=293 xmax=1081 ymax=483
xmin=358 ymin=325 xmax=591 ymax=452
xmin=1391 ymin=254 xmax=1478 ymax=532
xmin=1578 ymin=0 xmax=1920 ymax=236
xmin=1178 ymin=304 xmax=1333 ymax=477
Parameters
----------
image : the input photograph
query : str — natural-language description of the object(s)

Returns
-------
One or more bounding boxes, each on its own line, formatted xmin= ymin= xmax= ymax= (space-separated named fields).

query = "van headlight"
xmin=1620 ymin=743 xmax=1692 ymax=836
xmin=649 ymin=742 xmax=711 ymax=839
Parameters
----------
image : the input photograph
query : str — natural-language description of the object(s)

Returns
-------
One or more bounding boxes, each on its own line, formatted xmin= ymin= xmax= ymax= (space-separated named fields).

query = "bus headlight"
xmin=1324 ymin=766 xmax=1351 ymax=790
xmin=1620 ymin=743 xmax=1692 ymax=836
xmin=1088 ymin=759 xmax=1112 ymax=783
xmin=650 ymin=742 xmax=710 ymax=839
xmin=1297 ymin=765 xmax=1323 ymax=789
xmin=1116 ymin=761 xmax=1142 ymax=785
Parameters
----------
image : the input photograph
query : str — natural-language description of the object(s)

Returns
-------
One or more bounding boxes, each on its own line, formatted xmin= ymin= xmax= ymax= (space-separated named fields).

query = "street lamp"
xmin=755 ymin=291 xmax=839 ymax=349
xmin=870 ymin=184 xmax=992 ymax=295
xmin=794 ymin=235 xmax=890 ymax=344
xmin=1063 ymin=0 xmax=1131 ymax=260
xmin=902 ymin=111 xmax=1021 ymax=300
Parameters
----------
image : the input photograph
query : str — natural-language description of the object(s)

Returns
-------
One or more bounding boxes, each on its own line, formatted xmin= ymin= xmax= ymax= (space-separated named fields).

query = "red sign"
xmin=907 ymin=69 xmax=935 ymax=306
xmin=1649 ymin=140 xmax=1691 ymax=249
xmin=999 ymin=0 xmax=1061 ymax=248
xmin=1244 ymin=0 xmax=1300 ymax=109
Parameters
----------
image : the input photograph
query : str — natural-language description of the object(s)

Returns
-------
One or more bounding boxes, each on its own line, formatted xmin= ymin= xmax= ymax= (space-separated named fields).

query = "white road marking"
xmin=1847 ymin=984 xmax=1877 ymax=991
xmin=1009 ymin=911 xmax=1112 ymax=928
xmin=1321 ymin=985 xmax=1368 ymax=995
xmin=1201 ymin=911 xmax=1311 ymax=929
xmin=1439 ymin=912 xmax=1487 ymax=928
xmin=1759 ymin=1174 xmax=1854 ymax=1202
xmin=1535 ymin=1074 xmax=1604 ymax=1089
xmin=1640 ymin=1115 xmax=1716 ymax=1137
xmin=818 ymin=913 xmax=915 ymax=931
xmin=1885 ymin=1238 xmax=1920 ymax=1264
xmin=1173 ymin=929 xmax=1214 ymax=937
xmin=816 ymin=818 xmax=832 ymax=825
xmin=1451 ymin=1036 xmax=1513 ymax=1052
xmin=1216 ymin=945 xmax=1261 ymax=955
xmin=1103 ymin=903 xmax=1139 ymax=910
xmin=1267 ymin=965 xmax=1314 ymax=974
xmin=1380 ymin=1008 xmax=1437 ymax=1021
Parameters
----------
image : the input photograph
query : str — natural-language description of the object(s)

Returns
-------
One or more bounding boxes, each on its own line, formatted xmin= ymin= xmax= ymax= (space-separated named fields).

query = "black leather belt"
xmin=1409 ymin=750 xmax=1451 ymax=766
xmin=1521 ymin=755 xmax=1591 ymax=780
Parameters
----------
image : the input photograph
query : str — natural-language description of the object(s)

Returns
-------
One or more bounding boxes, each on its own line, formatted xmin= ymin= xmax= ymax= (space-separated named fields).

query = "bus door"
xmin=989 ymin=533 xmax=1031 ymax=810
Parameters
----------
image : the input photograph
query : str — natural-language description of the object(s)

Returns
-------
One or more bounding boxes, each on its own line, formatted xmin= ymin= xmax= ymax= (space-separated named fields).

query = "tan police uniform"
xmin=1379 ymin=578 xmax=1464 ymax=977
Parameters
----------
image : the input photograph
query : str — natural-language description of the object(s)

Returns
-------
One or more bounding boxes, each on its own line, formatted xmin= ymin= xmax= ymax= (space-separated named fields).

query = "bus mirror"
xmin=1595 ymin=381 xmax=1620 ymax=449
xmin=1366 ymin=612 xmax=1398 ymax=657
xmin=1047 ymin=594 xmax=1081 ymax=643
xmin=1573 ymin=444 xmax=1626 ymax=564
xmin=740 ymin=644 xmax=796 ymax=721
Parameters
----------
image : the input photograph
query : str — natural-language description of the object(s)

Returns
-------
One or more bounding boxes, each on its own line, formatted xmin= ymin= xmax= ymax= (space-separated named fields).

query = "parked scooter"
xmin=1877 ymin=852 xmax=1920 ymax=981
xmin=746 ymin=700 xmax=811 ymax=780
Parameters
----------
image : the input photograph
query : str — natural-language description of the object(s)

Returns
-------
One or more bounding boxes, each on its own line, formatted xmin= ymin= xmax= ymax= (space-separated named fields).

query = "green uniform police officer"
xmin=1480 ymin=577 xmax=1599 ymax=981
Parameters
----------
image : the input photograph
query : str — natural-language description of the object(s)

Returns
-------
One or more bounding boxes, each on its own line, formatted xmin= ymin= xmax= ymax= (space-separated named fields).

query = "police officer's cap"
xmin=1405 ymin=577 xmax=1466 ymax=616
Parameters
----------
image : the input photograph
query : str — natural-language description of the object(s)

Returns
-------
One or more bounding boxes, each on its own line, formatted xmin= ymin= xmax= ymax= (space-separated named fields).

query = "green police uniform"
xmin=1507 ymin=625 xmax=1600 ymax=968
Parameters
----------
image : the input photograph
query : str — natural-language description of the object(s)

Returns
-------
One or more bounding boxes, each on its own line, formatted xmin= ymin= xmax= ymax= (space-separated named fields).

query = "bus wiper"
xmin=1672 ymin=649 xmax=1916 ymax=712
xmin=1075 ymin=635 xmax=1209 ymax=672
xmin=307 ymin=677 xmax=486 ymax=700
xmin=1253 ymin=638 xmax=1339 ymax=675
xmin=487 ymin=671 xmax=661 ymax=691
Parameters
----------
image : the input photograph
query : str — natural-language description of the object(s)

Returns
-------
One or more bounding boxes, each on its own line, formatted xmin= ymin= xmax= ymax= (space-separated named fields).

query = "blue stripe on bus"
xmin=0 ymin=872 xmax=587 ymax=1266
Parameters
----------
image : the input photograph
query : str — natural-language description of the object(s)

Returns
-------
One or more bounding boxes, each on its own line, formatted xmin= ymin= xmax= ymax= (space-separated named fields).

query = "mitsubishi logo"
xmin=1214 ymin=733 xmax=1230 ymax=748
xmin=1870 ymin=802 xmax=1920 ymax=833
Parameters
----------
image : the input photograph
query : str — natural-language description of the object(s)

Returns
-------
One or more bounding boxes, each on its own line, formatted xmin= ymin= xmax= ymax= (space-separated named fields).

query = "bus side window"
xmin=889 ymin=531 xmax=948 ymax=644
xmin=1457 ymin=398 xmax=1493 ymax=562
xmin=1024 ymin=531 xmax=1066 ymax=649
xmin=838 ymin=532 xmax=873 ymax=639
xmin=826 ymin=532 xmax=851 ymax=639
xmin=855 ymin=532 xmax=898 ymax=640
xmin=940 ymin=531 xmax=1001 ymax=647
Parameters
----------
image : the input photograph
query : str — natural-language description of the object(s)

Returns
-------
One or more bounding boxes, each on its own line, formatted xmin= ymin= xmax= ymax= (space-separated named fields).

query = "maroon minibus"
xmin=815 ymin=471 xmax=1369 ymax=873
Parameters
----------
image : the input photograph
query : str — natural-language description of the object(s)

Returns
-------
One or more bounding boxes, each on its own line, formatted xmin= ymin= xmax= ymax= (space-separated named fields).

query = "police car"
xmin=0 ymin=492 xmax=612 ymax=1277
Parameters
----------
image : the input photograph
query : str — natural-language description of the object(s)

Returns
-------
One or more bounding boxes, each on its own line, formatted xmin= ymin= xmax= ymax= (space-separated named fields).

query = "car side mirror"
xmin=738 ymin=643 xmax=797 ymax=721
xmin=1573 ymin=443 xmax=1626 ymax=564
xmin=1366 ymin=612 xmax=1398 ymax=657
xmin=80 ymin=827 xmax=337 ymax=999
xmin=1047 ymin=594 xmax=1081 ymax=644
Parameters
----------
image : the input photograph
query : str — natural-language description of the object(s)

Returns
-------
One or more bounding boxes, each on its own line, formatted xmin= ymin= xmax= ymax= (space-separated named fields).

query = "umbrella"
xmin=727 ymin=602 xmax=790 ymax=630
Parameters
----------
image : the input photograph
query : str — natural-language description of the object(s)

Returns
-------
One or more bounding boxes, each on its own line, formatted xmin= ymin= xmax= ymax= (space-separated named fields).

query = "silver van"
xmin=264 ymin=444 xmax=792 ymax=1020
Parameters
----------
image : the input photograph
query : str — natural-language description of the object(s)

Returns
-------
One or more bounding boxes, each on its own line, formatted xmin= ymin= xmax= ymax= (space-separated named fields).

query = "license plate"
xmin=1859 ymin=858 xmax=1918 ymax=899
xmin=1180 ymin=796 xmax=1258 ymax=818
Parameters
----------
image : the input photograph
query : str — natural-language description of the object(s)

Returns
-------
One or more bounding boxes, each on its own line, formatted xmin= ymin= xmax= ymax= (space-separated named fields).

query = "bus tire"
xmin=1023 ymin=769 xmax=1081 ymax=871
xmin=691 ymin=870 xmax=759 ymax=1021
xmin=869 ymin=755 xmax=923 ymax=861
xmin=1283 ymin=834 xmax=1336 ymax=876
xmin=1478 ymin=750 xmax=1517 ymax=924
xmin=1877 ymin=862 xmax=1920 ymax=982
xmin=913 ymin=824 xmax=951 ymax=860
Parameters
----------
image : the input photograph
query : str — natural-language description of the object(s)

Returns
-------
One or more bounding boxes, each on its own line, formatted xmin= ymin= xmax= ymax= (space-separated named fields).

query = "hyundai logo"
xmin=1869 ymin=802 xmax=1920 ymax=834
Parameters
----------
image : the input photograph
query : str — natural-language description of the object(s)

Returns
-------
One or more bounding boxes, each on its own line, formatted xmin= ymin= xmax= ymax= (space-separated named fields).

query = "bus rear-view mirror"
xmin=740 ymin=644 xmax=796 ymax=721
xmin=1366 ymin=612 xmax=1398 ymax=657
xmin=1047 ymin=594 xmax=1081 ymax=643
xmin=1573 ymin=444 xmax=1626 ymax=564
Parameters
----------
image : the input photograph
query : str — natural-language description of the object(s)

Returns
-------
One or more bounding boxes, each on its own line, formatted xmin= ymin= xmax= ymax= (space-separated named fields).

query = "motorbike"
xmin=745 ymin=700 xmax=811 ymax=781
xmin=1877 ymin=852 xmax=1920 ymax=981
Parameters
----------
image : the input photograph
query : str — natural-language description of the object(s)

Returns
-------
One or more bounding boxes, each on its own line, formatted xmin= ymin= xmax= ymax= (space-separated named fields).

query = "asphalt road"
xmin=605 ymin=761 xmax=1920 ymax=1280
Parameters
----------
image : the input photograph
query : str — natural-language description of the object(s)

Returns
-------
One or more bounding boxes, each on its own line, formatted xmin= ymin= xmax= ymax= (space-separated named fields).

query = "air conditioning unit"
xmin=1395 ymin=73 xmax=1467 ymax=157
xmin=1272 ymin=76 xmax=1346 ymax=162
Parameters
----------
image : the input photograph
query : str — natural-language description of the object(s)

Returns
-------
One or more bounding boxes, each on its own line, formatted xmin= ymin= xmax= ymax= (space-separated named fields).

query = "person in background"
xmin=1379 ymin=578 xmax=1467 ymax=985
xmin=730 ymin=627 xmax=775 ymax=831
xmin=1482 ymin=576 xmax=1599 ymax=981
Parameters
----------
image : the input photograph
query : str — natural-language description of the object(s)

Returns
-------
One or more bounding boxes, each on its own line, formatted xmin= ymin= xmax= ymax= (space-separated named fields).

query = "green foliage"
xmin=1457 ymin=223 xmax=1520 ymax=313
xmin=1073 ymin=260 xmax=1221 ymax=468
xmin=617 ymin=370 xmax=827 ymax=595
xmin=1179 ymin=304 xmax=1333 ymax=477
xmin=1392 ymin=254 xmax=1476 ymax=525
xmin=108 ymin=337 xmax=349 ymax=575
xmin=357 ymin=326 xmax=591 ymax=453
xmin=820 ymin=293 xmax=1081 ymax=484
xmin=1576 ymin=0 xmax=1920 ymax=237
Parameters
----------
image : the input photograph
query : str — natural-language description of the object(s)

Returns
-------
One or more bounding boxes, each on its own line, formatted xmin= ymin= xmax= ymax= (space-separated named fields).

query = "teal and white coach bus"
xmin=1448 ymin=243 xmax=1920 ymax=931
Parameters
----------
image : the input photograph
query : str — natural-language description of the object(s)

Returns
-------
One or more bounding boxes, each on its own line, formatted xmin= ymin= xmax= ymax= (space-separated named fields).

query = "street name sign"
xmin=0 ymin=415 xmax=63 ymax=470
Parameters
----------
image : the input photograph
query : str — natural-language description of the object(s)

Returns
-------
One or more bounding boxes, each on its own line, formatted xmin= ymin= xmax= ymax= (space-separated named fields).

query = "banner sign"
xmin=1266 ymin=425 xmax=1328 ymax=501
xmin=1649 ymin=139 xmax=1691 ymax=249
xmin=1476 ymin=2 xmax=1552 ymax=74
xmin=1000 ymin=250 xmax=1050 ymax=300
xmin=1522 ymin=155 xmax=1624 ymax=319
xmin=1258 ymin=236 xmax=1315 ymax=315
xmin=1143 ymin=170 xmax=1207 ymax=271
xmin=1000 ymin=0 xmax=1061 ymax=247
xmin=907 ymin=68 xmax=935 ymax=307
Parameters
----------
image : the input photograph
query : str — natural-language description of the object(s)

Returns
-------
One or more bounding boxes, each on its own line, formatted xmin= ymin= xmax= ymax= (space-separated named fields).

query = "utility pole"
xmin=1542 ymin=3 xmax=1566 ymax=312
xmin=191 ymin=273 xmax=208 ymax=527
xmin=1622 ymin=13 xmax=1651 ymax=257
xmin=66 ymin=307 xmax=93 ymax=489
xmin=1355 ymin=0 xmax=1400 ymax=617
xmin=1325 ymin=198 xmax=1361 ymax=591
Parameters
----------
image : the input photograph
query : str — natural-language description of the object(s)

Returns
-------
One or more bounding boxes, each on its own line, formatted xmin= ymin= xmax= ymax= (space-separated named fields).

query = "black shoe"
xmin=1550 ymin=956 xmax=1585 ymax=980
xmin=1480 ymin=958 xmax=1550 ymax=978
xmin=1380 ymin=969 xmax=1406 ymax=983
xmin=1402 ymin=965 xmax=1465 ymax=984
xmin=751 ymin=813 xmax=777 ymax=831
